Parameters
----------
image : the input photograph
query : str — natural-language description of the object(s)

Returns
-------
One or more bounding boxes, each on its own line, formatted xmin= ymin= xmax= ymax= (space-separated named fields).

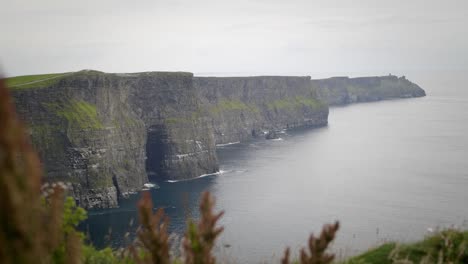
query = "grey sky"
xmin=1 ymin=0 xmax=467 ymax=77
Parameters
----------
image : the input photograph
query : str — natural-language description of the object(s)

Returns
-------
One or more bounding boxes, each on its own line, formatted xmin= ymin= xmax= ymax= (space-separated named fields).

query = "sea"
xmin=81 ymin=70 xmax=468 ymax=263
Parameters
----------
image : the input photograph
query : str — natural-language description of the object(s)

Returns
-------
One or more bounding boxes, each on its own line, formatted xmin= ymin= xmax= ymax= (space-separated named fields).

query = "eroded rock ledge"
xmin=10 ymin=71 xmax=425 ymax=208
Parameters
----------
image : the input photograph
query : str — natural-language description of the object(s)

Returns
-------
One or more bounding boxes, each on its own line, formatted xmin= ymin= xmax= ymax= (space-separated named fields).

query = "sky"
xmin=1 ymin=0 xmax=467 ymax=77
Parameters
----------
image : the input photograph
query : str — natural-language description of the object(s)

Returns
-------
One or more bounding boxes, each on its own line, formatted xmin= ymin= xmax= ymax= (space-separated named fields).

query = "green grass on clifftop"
xmin=44 ymin=100 xmax=103 ymax=130
xmin=5 ymin=72 xmax=70 ymax=90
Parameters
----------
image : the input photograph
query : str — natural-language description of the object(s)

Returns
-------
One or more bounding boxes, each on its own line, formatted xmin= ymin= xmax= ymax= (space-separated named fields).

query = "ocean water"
xmin=82 ymin=71 xmax=468 ymax=263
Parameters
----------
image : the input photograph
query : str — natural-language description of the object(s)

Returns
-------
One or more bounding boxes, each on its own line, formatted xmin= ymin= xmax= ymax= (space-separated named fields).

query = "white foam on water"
xmin=165 ymin=180 xmax=178 ymax=183
xmin=216 ymin=141 xmax=240 ymax=147
xmin=165 ymin=170 xmax=227 ymax=183
xmin=142 ymin=183 xmax=158 ymax=190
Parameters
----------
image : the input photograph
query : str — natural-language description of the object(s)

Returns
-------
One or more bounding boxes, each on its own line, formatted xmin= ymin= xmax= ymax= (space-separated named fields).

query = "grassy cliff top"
xmin=5 ymin=72 xmax=72 ymax=90
xmin=4 ymin=70 xmax=195 ymax=90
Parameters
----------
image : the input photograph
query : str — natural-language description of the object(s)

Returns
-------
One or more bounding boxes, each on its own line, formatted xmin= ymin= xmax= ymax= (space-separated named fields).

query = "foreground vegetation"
xmin=345 ymin=229 xmax=468 ymax=264
xmin=1 ymin=78 xmax=467 ymax=263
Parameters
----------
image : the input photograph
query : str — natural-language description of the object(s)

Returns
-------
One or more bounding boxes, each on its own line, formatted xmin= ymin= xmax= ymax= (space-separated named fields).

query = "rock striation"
xmin=12 ymin=71 xmax=218 ymax=208
xmin=9 ymin=71 xmax=425 ymax=208
xmin=194 ymin=76 xmax=328 ymax=145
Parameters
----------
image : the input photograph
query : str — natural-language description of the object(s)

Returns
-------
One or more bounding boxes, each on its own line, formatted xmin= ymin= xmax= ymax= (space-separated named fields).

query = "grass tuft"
xmin=44 ymin=100 xmax=103 ymax=130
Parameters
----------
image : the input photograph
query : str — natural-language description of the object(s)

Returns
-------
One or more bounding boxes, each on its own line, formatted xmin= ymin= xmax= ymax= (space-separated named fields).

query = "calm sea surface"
xmin=82 ymin=71 xmax=468 ymax=263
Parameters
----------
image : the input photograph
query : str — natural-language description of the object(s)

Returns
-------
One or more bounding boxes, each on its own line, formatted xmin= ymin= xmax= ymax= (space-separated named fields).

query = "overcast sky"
xmin=1 ymin=0 xmax=467 ymax=77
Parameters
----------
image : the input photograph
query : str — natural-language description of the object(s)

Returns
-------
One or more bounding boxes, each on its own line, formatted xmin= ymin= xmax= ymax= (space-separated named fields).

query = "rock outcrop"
xmin=314 ymin=75 xmax=426 ymax=106
xmin=194 ymin=76 xmax=328 ymax=145
xmin=8 ymin=71 xmax=424 ymax=208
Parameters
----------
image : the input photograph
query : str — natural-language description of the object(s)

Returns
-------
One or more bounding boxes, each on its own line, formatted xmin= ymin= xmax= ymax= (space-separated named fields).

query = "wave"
xmin=165 ymin=170 xmax=227 ymax=183
xmin=216 ymin=141 xmax=240 ymax=147
xmin=142 ymin=182 xmax=158 ymax=190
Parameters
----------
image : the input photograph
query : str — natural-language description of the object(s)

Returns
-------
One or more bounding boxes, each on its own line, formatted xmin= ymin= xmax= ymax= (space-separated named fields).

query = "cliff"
xmin=314 ymin=75 xmax=426 ymax=106
xmin=7 ymin=71 xmax=424 ymax=209
xmin=194 ymin=76 xmax=328 ymax=145
xmin=11 ymin=71 xmax=218 ymax=208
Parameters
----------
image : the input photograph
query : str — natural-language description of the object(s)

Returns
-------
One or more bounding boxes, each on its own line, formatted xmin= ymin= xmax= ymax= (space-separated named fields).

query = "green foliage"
xmin=267 ymin=96 xmax=325 ymax=111
xmin=344 ymin=243 xmax=396 ymax=264
xmin=5 ymin=73 xmax=69 ymax=90
xmin=62 ymin=197 xmax=87 ymax=234
xmin=48 ymin=196 xmax=87 ymax=264
xmin=186 ymin=222 xmax=201 ymax=253
xmin=45 ymin=100 xmax=104 ymax=130
xmin=207 ymin=98 xmax=303 ymax=120
xmin=344 ymin=230 xmax=468 ymax=264
xmin=83 ymin=246 xmax=134 ymax=264
xmin=210 ymin=99 xmax=259 ymax=115
xmin=389 ymin=229 xmax=468 ymax=264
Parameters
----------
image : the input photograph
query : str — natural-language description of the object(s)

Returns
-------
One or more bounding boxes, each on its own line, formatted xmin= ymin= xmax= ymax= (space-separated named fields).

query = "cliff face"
xmin=194 ymin=76 xmax=328 ymax=145
xmin=126 ymin=72 xmax=218 ymax=182
xmin=9 ymin=71 xmax=424 ymax=209
xmin=12 ymin=71 xmax=218 ymax=208
xmin=314 ymin=75 xmax=426 ymax=106
xmin=13 ymin=72 xmax=145 ymax=208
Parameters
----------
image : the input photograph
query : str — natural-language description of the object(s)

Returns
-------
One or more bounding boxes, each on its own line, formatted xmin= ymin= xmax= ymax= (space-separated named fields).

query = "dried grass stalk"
xmin=131 ymin=191 xmax=171 ymax=264
xmin=183 ymin=192 xmax=224 ymax=264
xmin=299 ymin=221 xmax=340 ymax=264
